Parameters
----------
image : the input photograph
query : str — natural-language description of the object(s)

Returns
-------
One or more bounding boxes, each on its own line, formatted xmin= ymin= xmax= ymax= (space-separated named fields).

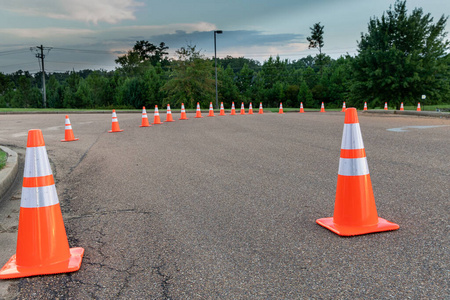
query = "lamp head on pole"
xmin=215 ymin=30 xmax=223 ymax=34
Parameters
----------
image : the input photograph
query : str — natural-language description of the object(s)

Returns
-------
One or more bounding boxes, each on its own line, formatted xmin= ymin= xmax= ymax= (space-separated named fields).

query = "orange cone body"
xmin=240 ymin=102 xmax=246 ymax=115
xmin=207 ymin=102 xmax=215 ymax=117
xmin=341 ymin=102 xmax=346 ymax=112
xmin=109 ymin=109 xmax=123 ymax=132
xmin=166 ymin=104 xmax=174 ymax=122
xmin=320 ymin=102 xmax=325 ymax=113
xmin=195 ymin=102 xmax=203 ymax=118
xmin=140 ymin=107 xmax=151 ymax=127
xmin=230 ymin=102 xmax=236 ymax=115
xmin=299 ymin=102 xmax=305 ymax=113
xmin=384 ymin=102 xmax=388 ymax=110
xmin=61 ymin=115 xmax=79 ymax=141
xmin=278 ymin=103 xmax=284 ymax=114
xmin=219 ymin=102 xmax=226 ymax=116
xmin=259 ymin=102 xmax=264 ymax=114
xmin=416 ymin=103 xmax=421 ymax=111
xmin=364 ymin=102 xmax=367 ymax=111
xmin=400 ymin=102 xmax=404 ymax=111
xmin=0 ymin=130 xmax=84 ymax=279
xmin=179 ymin=103 xmax=189 ymax=120
xmin=316 ymin=108 xmax=399 ymax=236
xmin=248 ymin=102 xmax=254 ymax=114
xmin=152 ymin=105 xmax=163 ymax=124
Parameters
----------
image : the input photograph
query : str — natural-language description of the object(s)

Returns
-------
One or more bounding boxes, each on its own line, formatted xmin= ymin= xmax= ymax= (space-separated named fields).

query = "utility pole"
xmin=31 ymin=45 xmax=52 ymax=108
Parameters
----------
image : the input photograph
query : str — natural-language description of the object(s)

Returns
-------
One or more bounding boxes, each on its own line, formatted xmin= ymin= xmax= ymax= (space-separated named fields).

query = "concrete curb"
xmin=0 ymin=146 xmax=19 ymax=200
xmin=362 ymin=109 xmax=450 ymax=118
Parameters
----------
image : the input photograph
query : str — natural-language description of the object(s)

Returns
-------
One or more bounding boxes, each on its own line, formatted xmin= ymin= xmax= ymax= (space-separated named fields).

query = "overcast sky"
xmin=0 ymin=0 xmax=448 ymax=74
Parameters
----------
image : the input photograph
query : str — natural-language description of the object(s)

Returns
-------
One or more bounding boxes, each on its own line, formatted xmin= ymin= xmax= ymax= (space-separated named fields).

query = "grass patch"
xmin=0 ymin=149 xmax=7 ymax=170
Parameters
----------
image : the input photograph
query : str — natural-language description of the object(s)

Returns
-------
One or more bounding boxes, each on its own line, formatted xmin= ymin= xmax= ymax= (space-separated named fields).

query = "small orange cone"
xmin=0 ymin=129 xmax=84 ymax=279
xmin=152 ymin=105 xmax=163 ymax=124
xmin=416 ymin=103 xmax=421 ymax=111
xmin=179 ymin=103 xmax=189 ymax=120
xmin=278 ymin=103 xmax=284 ymax=114
xmin=364 ymin=102 xmax=367 ymax=111
xmin=258 ymin=102 xmax=264 ymax=114
xmin=384 ymin=102 xmax=388 ymax=110
xmin=139 ymin=107 xmax=151 ymax=127
xmin=299 ymin=102 xmax=305 ymax=113
xmin=165 ymin=104 xmax=175 ymax=122
xmin=400 ymin=102 xmax=404 ymax=111
xmin=195 ymin=102 xmax=203 ymax=118
xmin=320 ymin=102 xmax=325 ymax=113
xmin=230 ymin=102 xmax=236 ymax=115
xmin=316 ymin=108 xmax=399 ymax=236
xmin=341 ymin=101 xmax=346 ymax=112
xmin=248 ymin=102 xmax=254 ymax=114
xmin=240 ymin=102 xmax=246 ymax=115
xmin=61 ymin=115 xmax=79 ymax=142
xmin=219 ymin=102 xmax=226 ymax=116
xmin=109 ymin=109 xmax=123 ymax=133
xmin=207 ymin=102 xmax=215 ymax=117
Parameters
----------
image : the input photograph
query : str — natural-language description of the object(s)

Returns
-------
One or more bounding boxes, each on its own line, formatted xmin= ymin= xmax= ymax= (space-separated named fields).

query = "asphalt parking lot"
xmin=0 ymin=111 xmax=449 ymax=299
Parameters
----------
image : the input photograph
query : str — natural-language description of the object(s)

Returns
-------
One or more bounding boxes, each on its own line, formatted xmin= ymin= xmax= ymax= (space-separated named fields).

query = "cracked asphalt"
xmin=0 ymin=111 xmax=449 ymax=299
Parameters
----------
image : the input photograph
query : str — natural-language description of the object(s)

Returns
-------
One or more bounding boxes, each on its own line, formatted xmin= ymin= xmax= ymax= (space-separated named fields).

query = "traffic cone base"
xmin=316 ymin=217 xmax=399 ymax=236
xmin=61 ymin=137 xmax=79 ymax=142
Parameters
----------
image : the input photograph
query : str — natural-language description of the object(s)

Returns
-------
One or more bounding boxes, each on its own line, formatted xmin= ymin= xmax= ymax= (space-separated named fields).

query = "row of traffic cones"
xmin=0 ymin=106 xmax=399 ymax=280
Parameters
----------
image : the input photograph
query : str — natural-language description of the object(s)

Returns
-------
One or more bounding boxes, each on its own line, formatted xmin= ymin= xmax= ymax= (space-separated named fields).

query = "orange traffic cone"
xmin=400 ymin=102 xmax=404 ymax=111
xmin=219 ymin=102 xmax=226 ymax=116
xmin=109 ymin=109 xmax=123 ymax=132
xmin=152 ymin=105 xmax=163 ymax=124
xmin=230 ymin=102 xmax=236 ymax=115
xmin=179 ymin=103 xmax=189 ymax=120
xmin=195 ymin=102 xmax=203 ymax=118
xmin=248 ymin=102 xmax=254 ymax=114
xmin=364 ymin=102 xmax=368 ymax=111
xmin=207 ymin=102 xmax=215 ymax=117
xmin=316 ymin=108 xmax=399 ymax=236
xmin=166 ymin=104 xmax=175 ymax=122
xmin=341 ymin=102 xmax=346 ymax=112
xmin=240 ymin=102 xmax=246 ymax=115
xmin=299 ymin=102 xmax=305 ymax=113
xmin=139 ymin=107 xmax=151 ymax=127
xmin=259 ymin=102 xmax=264 ymax=114
xmin=416 ymin=103 xmax=421 ymax=111
xmin=61 ymin=115 xmax=79 ymax=142
xmin=384 ymin=102 xmax=388 ymax=110
xmin=320 ymin=102 xmax=325 ymax=113
xmin=0 ymin=129 xmax=84 ymax=279
xmin=278 ymin=103 xmax=284 ymax=114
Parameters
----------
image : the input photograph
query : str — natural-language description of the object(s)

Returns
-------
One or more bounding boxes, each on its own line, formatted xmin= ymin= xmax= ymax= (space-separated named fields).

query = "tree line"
xmin=0 ymin=0 xmax=448 ymax=110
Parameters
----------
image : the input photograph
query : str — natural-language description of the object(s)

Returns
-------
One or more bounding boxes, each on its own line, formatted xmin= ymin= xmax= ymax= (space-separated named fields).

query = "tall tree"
xmin=306 ymin=22 xmax=324 ymax=55
xmin=351 ymin=0 xmax=449 ymax=108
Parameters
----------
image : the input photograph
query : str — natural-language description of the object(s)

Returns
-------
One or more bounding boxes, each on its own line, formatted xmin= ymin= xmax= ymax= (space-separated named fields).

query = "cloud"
xmin=0 ymin=0 xmax=143 ymax=24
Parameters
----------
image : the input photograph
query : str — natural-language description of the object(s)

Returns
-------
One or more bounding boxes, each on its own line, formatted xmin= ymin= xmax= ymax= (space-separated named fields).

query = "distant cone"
xmin=416 ymin=103 xmax=421 ymax=111
xmin=259 ymin=102 xmax=264 ymax=114
xmin=384 ymin=102 xmax=388 ymax=110
xmin=248 ymin=102 xmax=254 ymax=114
xmin=195 ymin=102 xmax=203 ymax=118
xmin=179 ymin=103 xmax=189 ymax=120
xmin=152 ymin=105 xmax=163 ymax=124
xmin=230 ymin=102 xmax=236 ymax=115
xmin=278 ymin=103 xmax=284 ymax=114
xmin=316 ymin=108 xmax=399 ymax=236
xmin=299 ymin=102 xmax=305 ymax=113
xmin=61 ymin=115 xmax=79 ymax=141
xmin=364 ymin=102 xmax=367 ymax=111
xmin=219 ymin=102 xmax=226 ymax=116
xmin=166 ymin=104 xmax=175 ymax=122
xmin=240 ymin=102 xmax=246 ymax=115
xmin=139 ymin=107 xmax=151 ymax=127
xmin=109 ymin=109 xmax=123 ymax=132
xmin=341 ymin=102 xmax=346 ymax=112
xmin=320 ymin=102 xmax=325 ymax=113
xmin=0 ymin=129 xmax=84 ymax=279
xmin=400 ymin=102 xmax=404 ymax=111
xmin=207 ymin=102 xmax=215 ymax=117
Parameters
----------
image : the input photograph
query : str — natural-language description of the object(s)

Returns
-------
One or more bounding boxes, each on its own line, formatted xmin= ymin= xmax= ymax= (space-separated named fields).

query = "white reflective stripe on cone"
xmin=142 ymin=115 xmax=148 ymax=118
xmin=341 ymin=123 xmax=364 ymax=150
xmin=21 ymin=185 xmax=59 ymax=208
xmin=24 ymin=147 xmax=53 ymax=178
xmin=338 ymin=157 xmax=370 ymax=176
xmin=65 ymin=119 xmax=71 ymax=125
xmin=112 ymin=118 xmax=118 ymax=122
xmin=65 ymin=125 xmax=72 ymax=129
xmin=112 ymin=112 xmax=117 ymax=117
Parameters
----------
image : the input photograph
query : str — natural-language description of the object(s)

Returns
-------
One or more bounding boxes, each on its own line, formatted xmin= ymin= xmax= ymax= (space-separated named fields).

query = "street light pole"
xmin=214 ymin=30 xmax=223 ymax=109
